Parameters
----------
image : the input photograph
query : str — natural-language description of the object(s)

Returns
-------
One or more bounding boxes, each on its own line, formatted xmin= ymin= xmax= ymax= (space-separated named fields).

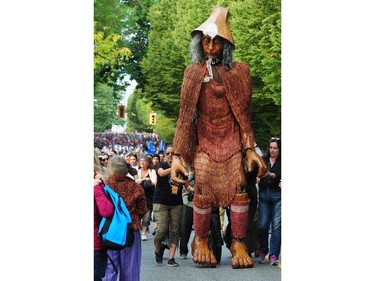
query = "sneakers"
xmin=258 ymin=251 xmax=266 ymax=263
xmin=270 ymin=255 xmax=278 ymax=266
xmin=167 ymin=258 xmax=179 ymax=267
xmin=179 ymin=253 xmax=187 ymax=259
xmin=141 ymin=233 xmax=147 ymax=241
xmin=155 ymin=251 xmax=163 ymax=265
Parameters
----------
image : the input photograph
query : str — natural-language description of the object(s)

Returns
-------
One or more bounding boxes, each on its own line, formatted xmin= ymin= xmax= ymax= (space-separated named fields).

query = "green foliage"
xmin=94 ymin=0 xmax=128 ymax=34
xmin=94 ymin=25 xmax=131 ymax=71
xmin=125 ymin=88 xmax=174 ymax=142
xmin=94 ymin=0 xmax=132 ymax=93
xmin=94 ymin=0 xmax=281 ymax=144
xmin=119 ymin=0 xmax=159 ymax=89
xmin=230 ymin=0 xmax=281 ymax=103
xmin=94 ymin=0 xmax=140 ymax=131
xmin=140 ymin=0 xmax=186 ymax=118
xmin=151 ymin=114 xmax=176 ymax=143
xmin=229 ymin=0 xmax=281 ymax=142
xmin=125 ymin=89 xmax=145 ymax=132
xmin=94 ymin=83 xmax=117 ymax=132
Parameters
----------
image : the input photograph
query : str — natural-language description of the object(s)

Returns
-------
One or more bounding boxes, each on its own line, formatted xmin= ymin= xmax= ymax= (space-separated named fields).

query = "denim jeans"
xmin=258 ymin=188 xmax=281 ymax=257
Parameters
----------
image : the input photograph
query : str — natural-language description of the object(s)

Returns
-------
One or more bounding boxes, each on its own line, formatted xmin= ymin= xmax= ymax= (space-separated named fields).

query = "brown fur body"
xmin=173 ymin=61 xmax=254 ymax=207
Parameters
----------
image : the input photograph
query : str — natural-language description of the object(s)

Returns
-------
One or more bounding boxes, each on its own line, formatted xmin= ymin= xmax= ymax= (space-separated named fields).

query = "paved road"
xmin=139 ymin=225 xmax=281 ymax=281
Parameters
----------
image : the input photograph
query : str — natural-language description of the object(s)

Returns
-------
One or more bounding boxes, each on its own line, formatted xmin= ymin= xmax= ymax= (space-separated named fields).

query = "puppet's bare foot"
xmin=230 ymin=239 xmax=254 ymax=269
xmin=191 ymin=235 xmax=217 ymax=267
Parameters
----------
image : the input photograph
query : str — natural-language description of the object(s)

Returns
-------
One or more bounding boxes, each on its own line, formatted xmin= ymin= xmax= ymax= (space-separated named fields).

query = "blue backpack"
xmin=98 ymin=184 xmax=133 ymax=250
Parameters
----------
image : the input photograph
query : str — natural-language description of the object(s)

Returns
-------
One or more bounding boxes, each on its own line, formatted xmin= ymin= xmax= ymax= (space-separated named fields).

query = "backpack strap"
xmin=106 ymin=252 xmax=118 ymax=274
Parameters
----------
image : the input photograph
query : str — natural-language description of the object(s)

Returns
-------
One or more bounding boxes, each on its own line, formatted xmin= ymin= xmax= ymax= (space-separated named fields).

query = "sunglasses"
xmin=101 ymin=158 xmax=109 ymax=161
xmin=166 ymin=152 xmax=174 ymax=155
xmin=270 ymin=137 xmax=280 ymax=141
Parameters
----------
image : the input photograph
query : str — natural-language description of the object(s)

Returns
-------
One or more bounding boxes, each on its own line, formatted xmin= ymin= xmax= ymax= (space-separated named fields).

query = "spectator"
xmin=129 ymin=153 xmax=139 ymax=169
xmin=244 ymin=163 xmax=260 ymax=258
xmin=94 ymin=150 xmax=108 ymax=181
xmin=101 ymin=153 xmax=109 ymax=168
xmin=179 ymin=162 xmax=195 ymax=259
xmin=158 ymin=150 xmax=165 ymax=163
xmin=94 ymin=132 xmax=165 ymax=159
xmin=257 ymin=137 xmax=281 ymax=266
xmin=124 ymin=152 xmax=131 ymax=164
xmin=151 ymin=154 xmax=160 ymax=234
xmin=94 ymin=151 xmax=114 ymax=281
xmin=136 ymin=156 xmax=157 ymax=241
xmin=151 ymin=154 xmax=160 ymax=170
xmin=103 ymin=156 xmax=147 ymax=281
xmin=153 ymin=146 xmax=185 ymax=267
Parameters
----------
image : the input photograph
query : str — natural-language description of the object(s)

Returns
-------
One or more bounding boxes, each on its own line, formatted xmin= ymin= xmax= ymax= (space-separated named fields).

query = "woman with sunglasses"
xmin=152 ymin=146 xmax=188 ymax=267
xmin=257 ymin=137 xmax=281 ymax=266
xmin=100 ymin=153 xmax=110 ymax=168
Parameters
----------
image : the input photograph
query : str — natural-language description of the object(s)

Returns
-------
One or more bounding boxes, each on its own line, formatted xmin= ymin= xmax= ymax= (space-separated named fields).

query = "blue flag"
xmin=147 ymin=140 xmax=156 ymax=154
xmin=159 ymin=140 xmax=165 ymax=152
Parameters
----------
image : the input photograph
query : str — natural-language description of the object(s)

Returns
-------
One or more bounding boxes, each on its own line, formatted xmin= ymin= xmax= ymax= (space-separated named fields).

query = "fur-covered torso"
xmin=196 ymin=79 xmax=242 ymax=161
xmin=173 ymin=61 xmax=255 ymax=207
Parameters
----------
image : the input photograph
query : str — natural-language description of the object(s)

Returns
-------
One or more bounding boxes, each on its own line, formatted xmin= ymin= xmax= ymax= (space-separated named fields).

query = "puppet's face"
xmin=201 ymin=35 xmax=224 ymax=60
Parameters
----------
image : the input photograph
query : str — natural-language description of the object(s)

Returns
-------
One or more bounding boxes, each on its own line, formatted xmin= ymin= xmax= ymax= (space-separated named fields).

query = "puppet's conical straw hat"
xmin=191 ymin=6 xmax=235 ymax=48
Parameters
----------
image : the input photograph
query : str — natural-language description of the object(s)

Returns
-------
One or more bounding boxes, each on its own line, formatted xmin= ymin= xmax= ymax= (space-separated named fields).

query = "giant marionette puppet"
xmin=171 ymin=7 xmax=267 ymax=269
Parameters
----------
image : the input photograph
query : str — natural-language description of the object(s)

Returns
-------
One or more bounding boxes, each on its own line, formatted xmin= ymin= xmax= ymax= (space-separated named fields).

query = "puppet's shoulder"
xmin=232 ymin=61 xmax=250 ymax=72
xmin=183 ymin=63 xmax=205 ymax=79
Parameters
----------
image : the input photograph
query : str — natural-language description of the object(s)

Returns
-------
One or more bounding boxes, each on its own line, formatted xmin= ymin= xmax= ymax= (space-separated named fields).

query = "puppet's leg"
xmin=230 ymin=193 xmax=254 ymax=269
xmin=191 ymin=194 xmax=217 ymax=267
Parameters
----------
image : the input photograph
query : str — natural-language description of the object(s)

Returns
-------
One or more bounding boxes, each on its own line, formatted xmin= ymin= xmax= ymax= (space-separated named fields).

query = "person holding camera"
xmin=153 ymin=146 xmax=189 ymax=267
xmin=136 ymin=156 xmax=157 ymax=241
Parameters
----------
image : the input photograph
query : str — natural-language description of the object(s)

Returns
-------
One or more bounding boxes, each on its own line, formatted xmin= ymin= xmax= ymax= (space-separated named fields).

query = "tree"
xmin=94 ymin=0 xmax=132 ymax=93
xmin=94 ymin=83 xmax=117 ymax=132
xmin=140 ymin=0 xmax=186 ymax=118
xmin=230 ymin=0 xmax=281 ymax=148
xmin=119 ymin=0 xmax=159 ymax=90
xmin=94 ymin=0 xmax=281 ymax=148
xmin=94 ymin=0 xmax=134 ymax=131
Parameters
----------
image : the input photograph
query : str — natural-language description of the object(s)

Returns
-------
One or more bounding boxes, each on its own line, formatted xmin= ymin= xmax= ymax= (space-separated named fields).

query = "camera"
xmin=177 ymin=172 xmax=188 ymax=181
xmin=187 ymin=192 xmax=194 ymax=202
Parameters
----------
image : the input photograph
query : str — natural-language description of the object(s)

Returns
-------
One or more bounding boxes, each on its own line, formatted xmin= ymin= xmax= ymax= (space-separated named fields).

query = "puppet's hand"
xmin=171 ymin=157 xmax=188 ymax=186
xmin=245 ymin=149 xmax=267 ymax=177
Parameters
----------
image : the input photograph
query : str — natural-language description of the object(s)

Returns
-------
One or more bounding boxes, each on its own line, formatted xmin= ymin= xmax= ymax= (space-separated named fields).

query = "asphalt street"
xmin=139 ymin=224 xmax=281 ymax=281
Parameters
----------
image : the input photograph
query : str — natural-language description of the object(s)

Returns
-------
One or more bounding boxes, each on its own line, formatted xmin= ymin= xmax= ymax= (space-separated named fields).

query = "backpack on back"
xmin=98 ymin=184 xmax=133 ymax=250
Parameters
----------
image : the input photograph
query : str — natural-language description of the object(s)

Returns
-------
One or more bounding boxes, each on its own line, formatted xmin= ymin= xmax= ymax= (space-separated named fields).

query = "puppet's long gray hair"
xmin=189 ymin=33 xmax=234 ymax=70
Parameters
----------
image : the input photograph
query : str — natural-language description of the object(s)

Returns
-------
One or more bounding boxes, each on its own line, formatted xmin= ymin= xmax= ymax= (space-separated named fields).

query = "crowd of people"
xmin=93 ymin=6 xmax=281 ymax=281
xmin=94 ymin=131 xmax=164 ymax=158
xmin=94 ymin=137 xmax=281 ymax=280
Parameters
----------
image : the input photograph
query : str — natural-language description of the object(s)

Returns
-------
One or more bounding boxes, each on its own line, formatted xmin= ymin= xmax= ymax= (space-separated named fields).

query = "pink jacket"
xmin=94 ymin=183 xmax=114 ymax=250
